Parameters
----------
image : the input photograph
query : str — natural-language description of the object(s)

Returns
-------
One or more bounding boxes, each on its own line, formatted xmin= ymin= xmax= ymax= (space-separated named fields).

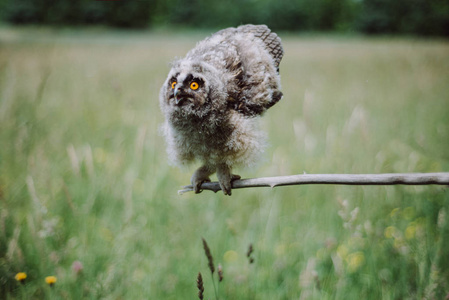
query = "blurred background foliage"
xmin=1 ymin=1 xmax=449 ymax=299
xmin=0 ymin=31 xmax=448 ymax=298
xmin=0 ymin=0 xmax=448 ymax=37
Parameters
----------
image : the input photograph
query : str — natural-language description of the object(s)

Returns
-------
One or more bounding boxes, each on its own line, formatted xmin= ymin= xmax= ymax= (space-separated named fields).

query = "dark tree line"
xmin=1 ymin=0 xmax=448 ymax=37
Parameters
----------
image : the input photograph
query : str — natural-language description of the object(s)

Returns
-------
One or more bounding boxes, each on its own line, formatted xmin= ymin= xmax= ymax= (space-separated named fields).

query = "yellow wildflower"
xmin=316 ymin=248 xmax=327 ymax=260
xmin=384 ymin=226 xmax=398 ymax=239
xmin=405 ymin=224 xmax=416 ymax=240
xmin=15 ymin=272 xmax=27 ymax=282
xmin=45 ymin=276 xmax=57 ymax=286
xmin=403 ymin=207 xmax=415 ymax=220
xmin=93 ymin=147 xmax=107 ymax=164
xmin=346 ymin=251 xmax=365 ymax=273
xmin=275 ymin=244 xmax=286 ymax=256
xmin=389 ymin=208 xmax=400 ymax=218
xmin=223 ymin=250 xmax=238 ymax=263
xmin=394 ymin=238 xmax=406 ymax=250
xmin=336 ymin=245 xmax=349 ymax=259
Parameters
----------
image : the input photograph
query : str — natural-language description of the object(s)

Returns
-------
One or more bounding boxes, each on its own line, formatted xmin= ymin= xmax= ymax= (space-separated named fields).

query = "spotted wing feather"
xmin=223 ymin=25 xmax=284 ymax=117
xmin=237 ymin=24 xmax=284 ymax=72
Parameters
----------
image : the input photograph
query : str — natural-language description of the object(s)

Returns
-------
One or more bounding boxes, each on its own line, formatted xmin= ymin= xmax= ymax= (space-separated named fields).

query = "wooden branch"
xmin=178 ymin=172 xmax=449 ymax=194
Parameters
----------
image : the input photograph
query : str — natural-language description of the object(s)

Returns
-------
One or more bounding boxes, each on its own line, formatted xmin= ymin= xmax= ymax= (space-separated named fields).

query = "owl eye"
xmin=190 ymin=81 xmax=199 ymax=90
xmin=171 ymin=81 xmax=177 ymax=89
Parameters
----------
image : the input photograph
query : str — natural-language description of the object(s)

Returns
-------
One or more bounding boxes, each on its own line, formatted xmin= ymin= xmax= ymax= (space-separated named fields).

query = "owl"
xmin=160 ymin=24 xmax=283 ymax=195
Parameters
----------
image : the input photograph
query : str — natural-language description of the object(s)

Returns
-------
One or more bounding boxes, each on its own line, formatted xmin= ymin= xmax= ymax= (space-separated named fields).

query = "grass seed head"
xmin=247 ymin=243 xmax=255 ymax=263
xmin=202 ymin=238 xmax=215 ymax=274
xmin=247 ymin=243 xmax=254 ymax=257
xmin=197 ymin=272 xmax=204 ymax=300
xmin=218 ymin=264 xmax=223 ymax=282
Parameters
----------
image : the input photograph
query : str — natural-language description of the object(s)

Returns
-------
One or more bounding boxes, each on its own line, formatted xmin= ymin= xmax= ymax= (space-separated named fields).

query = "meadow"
xmin=0 ymin=27 xmax=448 ymax=299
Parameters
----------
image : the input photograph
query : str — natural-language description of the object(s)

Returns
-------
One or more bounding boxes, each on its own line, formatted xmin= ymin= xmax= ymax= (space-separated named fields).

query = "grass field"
xmin=1 ymin=27 xmax=449 ymax=299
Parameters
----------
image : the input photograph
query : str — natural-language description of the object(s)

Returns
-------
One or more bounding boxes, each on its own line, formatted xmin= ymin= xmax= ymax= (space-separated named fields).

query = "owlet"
xmin=160 ymin=24 xmax=283 ymax=195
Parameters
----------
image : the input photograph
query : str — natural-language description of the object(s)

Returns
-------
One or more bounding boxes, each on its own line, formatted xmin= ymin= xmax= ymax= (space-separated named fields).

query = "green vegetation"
xmin=1 ymin=28 xmax=449 ymax=299
xmin=1 ymin=0 xmax=448 ymax=37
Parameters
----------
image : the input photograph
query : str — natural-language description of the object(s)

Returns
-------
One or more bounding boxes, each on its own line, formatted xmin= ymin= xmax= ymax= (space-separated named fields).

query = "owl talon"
xmin=217 ymin=165 xmax=240 ymax=196
xmin=217 ymin=174 xmax=240 ymax=195
xmin=231 ymin=174 xmax=241 ymax=181
xmin=193 ymin=178 xmax=211 ymax=194
xmin=219 ymin=181 xmax=232 ymax=196
xmin=191 ymin=165 xmax=214 ymax=194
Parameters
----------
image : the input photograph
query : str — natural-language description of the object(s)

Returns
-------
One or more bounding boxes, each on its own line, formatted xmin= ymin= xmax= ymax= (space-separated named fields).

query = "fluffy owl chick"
xmin=160 ymin=24 xmax=283 ymax=195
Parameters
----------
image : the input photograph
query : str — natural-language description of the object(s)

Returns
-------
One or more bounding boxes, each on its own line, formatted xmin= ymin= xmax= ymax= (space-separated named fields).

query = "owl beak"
xmin=174 ymin=87 xmax=186 ymax=105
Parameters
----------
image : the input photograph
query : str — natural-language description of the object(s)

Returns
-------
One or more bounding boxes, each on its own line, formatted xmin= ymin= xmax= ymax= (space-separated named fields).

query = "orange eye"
xmin=171 ymin=81 xmax=177 ymax=89
xmin=190 ymin=81 xmax=199 ymax=90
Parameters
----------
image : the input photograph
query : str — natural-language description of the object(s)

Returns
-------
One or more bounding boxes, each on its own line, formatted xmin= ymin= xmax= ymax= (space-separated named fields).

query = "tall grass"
xmin=1 ymin=27 xmax=448 ymax=299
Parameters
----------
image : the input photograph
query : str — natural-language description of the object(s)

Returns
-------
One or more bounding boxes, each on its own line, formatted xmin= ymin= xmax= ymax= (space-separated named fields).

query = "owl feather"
xmin=160 ymin=24 xmax=283 ymax=195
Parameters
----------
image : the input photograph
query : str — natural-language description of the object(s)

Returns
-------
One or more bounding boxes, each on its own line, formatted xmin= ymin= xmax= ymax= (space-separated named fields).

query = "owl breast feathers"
xmin=160 ymin=24 xmax=284 ymax=195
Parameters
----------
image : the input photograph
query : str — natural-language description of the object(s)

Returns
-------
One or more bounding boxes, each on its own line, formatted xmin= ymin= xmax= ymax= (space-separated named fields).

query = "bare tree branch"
xmin=178 ymin=172 xmax=449 ymax=194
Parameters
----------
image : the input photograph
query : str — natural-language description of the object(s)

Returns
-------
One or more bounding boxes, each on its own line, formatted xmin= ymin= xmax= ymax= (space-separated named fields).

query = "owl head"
xmin=160 ymin=60 xmax=226 ymax=118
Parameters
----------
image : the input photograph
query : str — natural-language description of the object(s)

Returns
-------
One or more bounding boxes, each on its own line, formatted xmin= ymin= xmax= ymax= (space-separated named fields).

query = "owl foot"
xmin=217 ymin=164 xmax=240 ymax=196
xmin=191 ymin=166 xmax=214 ymax=194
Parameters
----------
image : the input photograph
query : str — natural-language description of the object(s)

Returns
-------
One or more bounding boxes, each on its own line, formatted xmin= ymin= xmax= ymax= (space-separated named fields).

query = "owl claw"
xmin=218 ymin=174 xmax=241 ymax=196
xmin=193 ymin=178 xmax=211 ymax=194
xmin=218 ymin=181 xmax=231 ymax=195
xmin=231 ymin=174 xmax=241 ymax=181
xmin=191 ymin=166 xmax=214 ymax=194
xmin=217 ymin=164 xmax=240 ymax=196
xmin=191 ymin=165 xmax=240 ymax=195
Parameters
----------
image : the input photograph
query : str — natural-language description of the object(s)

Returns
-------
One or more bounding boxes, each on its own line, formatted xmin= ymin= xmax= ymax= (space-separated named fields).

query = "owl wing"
xmin=223 ymin=25 xmax=284 ymax=117
xmin=236 ymin=24 xmax=284 ymax=72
